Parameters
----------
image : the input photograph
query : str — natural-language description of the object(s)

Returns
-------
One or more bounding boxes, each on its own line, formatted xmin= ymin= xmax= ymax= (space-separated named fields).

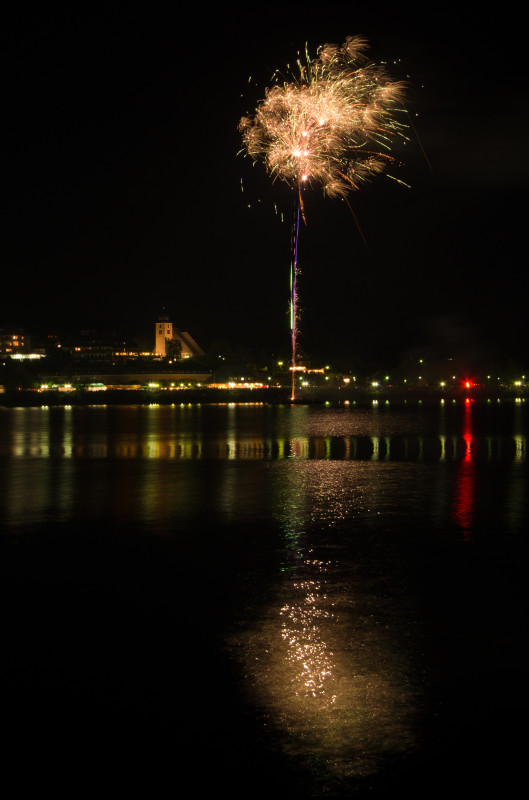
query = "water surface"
xmin=1 ymin=401 xmax=526 ymax=794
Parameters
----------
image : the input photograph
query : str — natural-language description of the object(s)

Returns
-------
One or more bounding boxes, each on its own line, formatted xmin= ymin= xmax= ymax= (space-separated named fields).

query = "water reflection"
xmin=238 ymin=460 xmax=421 ymax=780
xmin=452 ymin=400 xmax=476 ymax=537
xmin=1 ymin=402 xmax=527 ymax=784
xmin=280 ymin=567 xmax=336 ymax=705
xmin=1 ymin=405 xmax=527 ymax=463
xmin=1 ymin=404 xmax=527 ymax=537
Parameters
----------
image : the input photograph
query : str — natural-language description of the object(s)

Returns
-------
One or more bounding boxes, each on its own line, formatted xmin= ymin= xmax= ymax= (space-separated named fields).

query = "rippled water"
xmin=1 ymin=401 xmax=527 ymax=794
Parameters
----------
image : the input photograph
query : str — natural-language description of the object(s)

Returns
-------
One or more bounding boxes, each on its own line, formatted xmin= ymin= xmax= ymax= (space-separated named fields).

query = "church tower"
xmin=155 ymin=312 xmax=172 ymax=356
xmin=154 ymin=309 xmax=204 ymax=359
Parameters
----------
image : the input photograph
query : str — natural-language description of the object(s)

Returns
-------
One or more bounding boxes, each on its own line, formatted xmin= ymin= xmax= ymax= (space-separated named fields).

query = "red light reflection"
xmin=452 ymin=400 xmax=476 ymax=538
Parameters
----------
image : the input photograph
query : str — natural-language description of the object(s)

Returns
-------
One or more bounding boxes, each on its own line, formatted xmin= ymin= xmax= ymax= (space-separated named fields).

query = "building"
xmin=0 ymin=327 xmax=29 ymax=355
xmin=60 ymin=329 xmax=129 ymax=362
xmin=154 ymin=312 xmax=204 ymax=359
xmin=0 ymin=327 xmax=48 ymax=370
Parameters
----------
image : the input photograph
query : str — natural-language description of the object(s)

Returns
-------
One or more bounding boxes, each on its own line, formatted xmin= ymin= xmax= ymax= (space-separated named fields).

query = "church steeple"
xmin=154 ymin=309 xmax=172 ymax=356
xmin=153 ymin=308 xmax=204 ymax=359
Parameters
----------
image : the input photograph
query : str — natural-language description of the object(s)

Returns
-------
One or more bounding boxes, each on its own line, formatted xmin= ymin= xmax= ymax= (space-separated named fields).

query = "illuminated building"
xmin=65 ymin=330 xmax=129 ymax=362
xmin=154 ymin=312 xmax=204 ymax=359
xmin=0 ymin=327 xmax=29 ymax=355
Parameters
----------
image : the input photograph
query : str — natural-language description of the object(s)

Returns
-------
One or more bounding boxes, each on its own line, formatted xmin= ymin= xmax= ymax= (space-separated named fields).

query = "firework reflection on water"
xmin=238 ymin=555 xmax=419 ymax=779
xmin=233 ymin=459 xmax=421 ymax=781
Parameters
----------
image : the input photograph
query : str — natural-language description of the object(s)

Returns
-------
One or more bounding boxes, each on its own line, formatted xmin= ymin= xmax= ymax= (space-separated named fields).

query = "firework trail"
xmin=239 ymin=36 xmax=408 ymax=399
xmin=290 ymin=202 xmax=301 ymax=402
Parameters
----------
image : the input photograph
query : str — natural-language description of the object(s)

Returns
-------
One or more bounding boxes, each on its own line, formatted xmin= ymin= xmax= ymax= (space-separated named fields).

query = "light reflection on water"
xmin=239 ymin=553 xmax=420 ymax=779
xmin=234 ymin=456 xmax=427 ymax=780
xmin=1 ymin=402 xmax=527 ymax=787
xmin=1 ymin=403 xmax=527 ymax=462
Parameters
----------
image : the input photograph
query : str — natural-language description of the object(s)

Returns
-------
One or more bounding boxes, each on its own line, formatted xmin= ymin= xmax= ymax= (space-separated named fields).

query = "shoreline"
xmin=1 ymin=386 xmax=526 ymax=407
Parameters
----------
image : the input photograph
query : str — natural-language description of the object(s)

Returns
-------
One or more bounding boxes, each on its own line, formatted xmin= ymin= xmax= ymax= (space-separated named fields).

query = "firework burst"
xmin=239 ymin=37 xmax=408 ymax=400
xmin=239 ymin=36 xmax=408 ymax=203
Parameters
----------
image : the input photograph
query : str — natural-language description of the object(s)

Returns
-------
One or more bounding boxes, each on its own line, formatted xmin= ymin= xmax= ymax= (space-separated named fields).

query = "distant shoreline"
xmin=1 ymin=386 xmax=526 ymax=407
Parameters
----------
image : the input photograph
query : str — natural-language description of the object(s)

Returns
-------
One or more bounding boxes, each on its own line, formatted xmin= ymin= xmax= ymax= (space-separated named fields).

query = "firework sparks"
xmin=239 ymin=36 xmax=408 ymax=204
xmin=239 ymin=37 xmax=408 ymax=400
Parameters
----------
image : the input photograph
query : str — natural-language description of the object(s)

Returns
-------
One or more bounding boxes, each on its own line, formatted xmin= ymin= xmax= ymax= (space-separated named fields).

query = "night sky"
xmin=2 ymin=4 xmax=528 ymax=367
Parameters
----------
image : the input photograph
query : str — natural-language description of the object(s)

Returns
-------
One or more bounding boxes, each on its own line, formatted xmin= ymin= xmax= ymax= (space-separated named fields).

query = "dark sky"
xmin=2 ymin=3 xmax=528 ymax=367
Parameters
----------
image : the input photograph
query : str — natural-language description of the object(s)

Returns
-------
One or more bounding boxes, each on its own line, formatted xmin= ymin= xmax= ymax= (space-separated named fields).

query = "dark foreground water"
xmin=1 ymin=400 xmax=527 ymax=795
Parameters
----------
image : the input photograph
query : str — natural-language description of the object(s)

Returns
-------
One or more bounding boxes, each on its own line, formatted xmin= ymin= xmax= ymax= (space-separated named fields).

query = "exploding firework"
xmin=239 ymin=36 xmax=408 ymax=204
xmin=239 ymin=36 xmax=408 ymax=399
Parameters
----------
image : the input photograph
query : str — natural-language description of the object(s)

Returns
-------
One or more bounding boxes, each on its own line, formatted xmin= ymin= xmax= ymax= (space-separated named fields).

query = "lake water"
xmin=1 ymin=400 xmax=527 ymax=795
